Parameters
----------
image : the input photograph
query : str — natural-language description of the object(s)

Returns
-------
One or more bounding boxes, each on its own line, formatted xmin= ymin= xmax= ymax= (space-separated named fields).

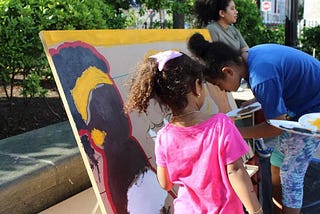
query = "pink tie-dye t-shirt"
xmin=155 ymin=113 xmax=249 ymax=214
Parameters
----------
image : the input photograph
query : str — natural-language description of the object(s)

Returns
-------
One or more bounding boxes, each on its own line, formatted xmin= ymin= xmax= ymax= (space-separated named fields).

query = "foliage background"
xmin=234 ymin=0 xmax=285 ymax=46
xmin=299 ymin=26 xmax=320 ymax=59
xmin=0 ymin=0 xmax=125 ymax=138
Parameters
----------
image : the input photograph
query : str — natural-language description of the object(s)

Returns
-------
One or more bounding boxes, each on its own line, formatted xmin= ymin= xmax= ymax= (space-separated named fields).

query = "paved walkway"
xmin=40 ymin=187 xmax=102 ymax=214
xmin=303 ymin=160 xmax=320 ymax=213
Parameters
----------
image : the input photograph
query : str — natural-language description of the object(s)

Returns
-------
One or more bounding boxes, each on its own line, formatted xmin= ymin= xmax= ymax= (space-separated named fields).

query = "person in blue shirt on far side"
xmin=188 ymin=33 xmax=320 ymax=214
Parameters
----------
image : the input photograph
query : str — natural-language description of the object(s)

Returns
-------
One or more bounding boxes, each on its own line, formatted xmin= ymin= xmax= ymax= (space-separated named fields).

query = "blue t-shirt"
xmin=247 ymin=44 xmax=320 ymax=121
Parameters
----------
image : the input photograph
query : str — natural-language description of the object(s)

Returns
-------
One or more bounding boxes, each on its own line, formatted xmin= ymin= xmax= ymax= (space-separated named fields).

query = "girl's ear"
xmin=194 ymin=78 xmax=203 ymax=96
xmin=221 ymin=66 xmax=233 ymax=76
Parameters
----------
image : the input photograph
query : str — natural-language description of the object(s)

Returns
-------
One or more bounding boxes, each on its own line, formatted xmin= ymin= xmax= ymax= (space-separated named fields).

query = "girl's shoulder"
xmin=206 ymin=113 xmax=234 ymax=126
xmin=162 ymin=113 xmax=229 ymax=131
xmin=209 ymin=112 xmax=232 ymax=120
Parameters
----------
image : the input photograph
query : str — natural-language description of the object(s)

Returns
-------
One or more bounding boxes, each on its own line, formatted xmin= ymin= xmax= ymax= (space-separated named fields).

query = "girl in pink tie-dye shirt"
xmin=124 ymin=50 xmax=262 ymax=214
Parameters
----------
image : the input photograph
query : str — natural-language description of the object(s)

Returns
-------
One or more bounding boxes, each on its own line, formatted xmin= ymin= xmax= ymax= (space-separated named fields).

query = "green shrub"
xmin=0 ymin=0 xmax=125 ymax=101
xmin=0 ymin=0 xmax=126 ymax=135
xmin=299 ymin=25 xmax=320 ymax=59
xmin=235 ymin=0 xmax=285 ymax=46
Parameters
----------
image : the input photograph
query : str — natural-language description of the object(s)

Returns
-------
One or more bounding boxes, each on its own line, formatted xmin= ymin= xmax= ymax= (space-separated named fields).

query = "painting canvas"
xmin=39 ymin=29 xmax=218 ymax=214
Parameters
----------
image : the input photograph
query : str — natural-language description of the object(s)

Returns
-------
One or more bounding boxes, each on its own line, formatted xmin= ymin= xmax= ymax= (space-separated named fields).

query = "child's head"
xmin=187 ymin=33 xmax=242 ymax=84
xmin=124 ymin=50 xmax=205 ymax=115
xmin=194 ymin=0 xmax=234 ymax=27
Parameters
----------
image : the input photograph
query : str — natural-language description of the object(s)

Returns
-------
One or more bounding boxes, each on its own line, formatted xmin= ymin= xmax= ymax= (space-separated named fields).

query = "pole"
xmin=285 ymin=0 xmax=298 ymax=47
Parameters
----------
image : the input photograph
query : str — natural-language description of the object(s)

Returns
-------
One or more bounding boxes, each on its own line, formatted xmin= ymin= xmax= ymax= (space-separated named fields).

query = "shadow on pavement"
xmin=302 ymin=160 xmax=320 ymax=213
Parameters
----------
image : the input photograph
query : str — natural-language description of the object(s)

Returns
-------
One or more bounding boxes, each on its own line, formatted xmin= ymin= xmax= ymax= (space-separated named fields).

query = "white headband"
xmin=149 ymin=50 xmax=182 ymax=71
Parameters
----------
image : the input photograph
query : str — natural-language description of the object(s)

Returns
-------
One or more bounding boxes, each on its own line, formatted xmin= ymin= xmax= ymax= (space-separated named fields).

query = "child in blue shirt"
xmin=188 ymin=32 xmax=320 ymax=214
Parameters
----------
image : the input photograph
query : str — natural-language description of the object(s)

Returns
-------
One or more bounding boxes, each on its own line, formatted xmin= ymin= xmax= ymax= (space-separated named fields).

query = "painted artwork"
xmin=39 ymin=29 xmax=215 ymax=214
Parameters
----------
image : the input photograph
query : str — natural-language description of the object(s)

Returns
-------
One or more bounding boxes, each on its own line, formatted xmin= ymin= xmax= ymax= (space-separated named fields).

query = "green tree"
xmin=0 ymin=0 xmax=126 ymax=99
xmin=235 ymin=0 xmax=285 ymax=46
xmin=299 ymin=25 xmax=320 ymax=59
xmin=0 ymin=0 xmax=126 ymax=137
xmin=136 ymin=0 xmax=194 ymax=28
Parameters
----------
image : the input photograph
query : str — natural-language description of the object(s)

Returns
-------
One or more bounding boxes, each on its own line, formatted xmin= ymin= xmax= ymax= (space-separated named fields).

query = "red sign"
xmin=261 ymin=1 xmax=272 ymax=11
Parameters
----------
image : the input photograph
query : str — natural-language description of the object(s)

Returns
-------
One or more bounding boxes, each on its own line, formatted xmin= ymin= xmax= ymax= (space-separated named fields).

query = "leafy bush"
xmin=235 ymin=0 xmax=285 ymax=46
xmin=0 ymin=0 xmax=126 ymax=135
xmin=0 ymin=0 xmax=126 ymax=101
xmin=299 ymin=25 xmax=320 ymax=59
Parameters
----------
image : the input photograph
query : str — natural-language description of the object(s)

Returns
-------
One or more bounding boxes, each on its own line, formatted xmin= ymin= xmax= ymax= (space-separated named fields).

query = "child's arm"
xmin=227 ymin=158 xmax=263 ymax=214
xmin=157 ymin=166 xmax=173 ymax=191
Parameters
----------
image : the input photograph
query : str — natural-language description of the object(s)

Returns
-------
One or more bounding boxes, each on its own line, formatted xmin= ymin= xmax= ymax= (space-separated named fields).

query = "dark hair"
xmin=124 ymin=52 xmax=205 ymax=115
xmin=187 ymin=32 xmax=242 ymax=81
xmin=194 ymin=0 xmax=232 ymax=27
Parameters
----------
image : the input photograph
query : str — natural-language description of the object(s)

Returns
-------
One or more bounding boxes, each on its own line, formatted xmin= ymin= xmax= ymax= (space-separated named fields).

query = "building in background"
xmin=303 ymin=0 xmax=320 ymax=27
xmin=261 ymin=0 xmax=286 ymax=25
xmin=261 ymin=0 xmax=320 ymax=27
xmin=297 ymin=0 xmax=320 ymax=38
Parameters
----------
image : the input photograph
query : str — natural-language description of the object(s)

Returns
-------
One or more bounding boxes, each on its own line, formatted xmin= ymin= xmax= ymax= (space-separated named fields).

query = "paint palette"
xmin=298 ymin=113 xmax=320 ymax=132
xmin=226 ymin=102 xmax=261 ymax=118
xmin=268 ymin=113 xmax=320 ymax=137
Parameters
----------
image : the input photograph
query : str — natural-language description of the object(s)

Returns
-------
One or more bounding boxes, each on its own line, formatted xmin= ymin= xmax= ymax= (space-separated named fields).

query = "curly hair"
xmin=187 ymin=32 xmax=242 ymax=81
xmin=194 ymin=0 xmax=233 ymax=27
xmin=124 ymin=52 xmax=205 ymax=115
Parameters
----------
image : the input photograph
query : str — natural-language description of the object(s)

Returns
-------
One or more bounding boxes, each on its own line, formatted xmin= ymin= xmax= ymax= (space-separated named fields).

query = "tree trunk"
xmin=173 ymin=0 xmax=185 ymax=29
xmin=173 ymin=13 xmax=185 ymax=29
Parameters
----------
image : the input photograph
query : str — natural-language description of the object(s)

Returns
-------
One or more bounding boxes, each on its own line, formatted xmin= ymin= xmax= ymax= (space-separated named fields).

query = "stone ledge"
xmin=0 ymin=121 xmax=91 ymax=214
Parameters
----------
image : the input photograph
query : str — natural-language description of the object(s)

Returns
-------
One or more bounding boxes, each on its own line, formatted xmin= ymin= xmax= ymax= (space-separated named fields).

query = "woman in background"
xmin=194 ymin=0 xmax=248 ymax=57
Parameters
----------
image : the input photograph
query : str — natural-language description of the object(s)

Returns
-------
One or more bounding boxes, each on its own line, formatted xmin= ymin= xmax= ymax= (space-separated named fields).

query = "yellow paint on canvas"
xmin=40 ymin=29 xmax=211 ymax=47
xmin=72 ymin=67 xmax=113 ymax=123
xmin=91 ymin=128 xmax=106 ymax=146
